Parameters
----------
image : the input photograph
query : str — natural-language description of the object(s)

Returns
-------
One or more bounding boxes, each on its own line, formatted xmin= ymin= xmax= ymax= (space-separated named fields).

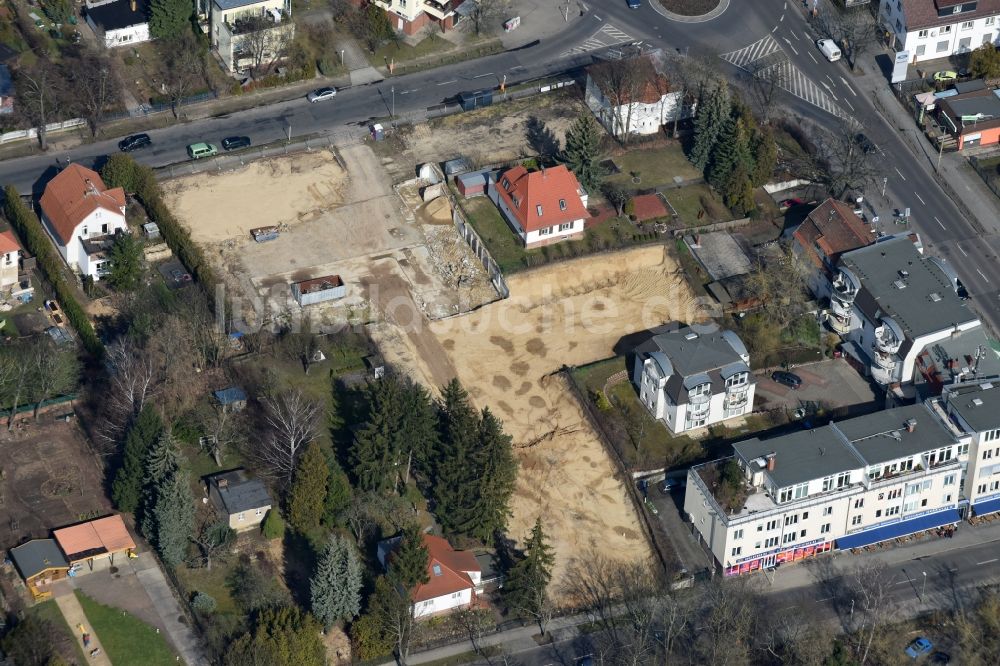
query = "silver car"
xmin=307 ymin=87 xmax=337 ymax=103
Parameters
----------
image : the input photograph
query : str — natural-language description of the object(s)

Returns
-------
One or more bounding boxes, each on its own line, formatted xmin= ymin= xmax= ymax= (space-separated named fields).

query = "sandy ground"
xmin=162 ymin=146 xmax=498 ymax=328
xmin=375 ymin=246 xmax=702 ymax=582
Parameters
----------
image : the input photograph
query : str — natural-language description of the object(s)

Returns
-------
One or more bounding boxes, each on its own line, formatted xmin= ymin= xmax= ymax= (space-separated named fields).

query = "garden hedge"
xmin=2 ymin=185 xmax=103 ymax=356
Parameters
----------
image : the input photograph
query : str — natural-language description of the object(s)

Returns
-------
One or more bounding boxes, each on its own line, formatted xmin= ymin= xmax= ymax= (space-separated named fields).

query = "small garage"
xmin=455 ymin=171 xmax=491 ymax=198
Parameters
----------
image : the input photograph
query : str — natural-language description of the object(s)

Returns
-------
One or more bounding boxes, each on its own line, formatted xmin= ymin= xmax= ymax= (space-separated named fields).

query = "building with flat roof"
xmin=830 ymin=235 xmax=981 ymax=387
xmin=631 ymin=325 xmax=754 ymax=434
xmin=939 ymin=380 xmax=1000 ymax=516
xmin=685 ymin=403 xmax=970 ymax=576
xmin=937 ymin=87 xmax=1000 ymax=150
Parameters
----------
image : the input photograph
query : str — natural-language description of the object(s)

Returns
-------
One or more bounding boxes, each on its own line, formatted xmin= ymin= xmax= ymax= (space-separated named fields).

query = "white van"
xmin=816 ymin=39 xmax=841 ymax=62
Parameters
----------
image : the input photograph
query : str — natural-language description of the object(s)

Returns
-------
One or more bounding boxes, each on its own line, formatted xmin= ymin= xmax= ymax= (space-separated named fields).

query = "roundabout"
xmin=652 ymin=0 xmax=729 ymax=23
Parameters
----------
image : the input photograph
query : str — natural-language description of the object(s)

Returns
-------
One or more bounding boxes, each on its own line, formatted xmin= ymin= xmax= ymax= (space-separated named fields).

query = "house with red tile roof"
xmin=38 ymin=163 xmax=128 ymax=280
xmin=879 ymin=0 xmax=1000 ymax=63
xmin=377 ymin=532 xmax=482 ymax=618
xmin=584 ymin=53 xmax=685 ymax=138
xmin=487 ymin=165 xmax=589 ymax=249
xmin=791 ymin=198 xmax=875 ymax=299
xmin=0 ymin=229 xmax=21 ymax=289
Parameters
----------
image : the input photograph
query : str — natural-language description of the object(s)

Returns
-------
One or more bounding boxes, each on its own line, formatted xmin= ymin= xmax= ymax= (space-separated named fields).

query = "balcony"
xmin=874 ymin=324 xmax=902 ymax=356
xmin=725 ymin=392 xmax=749 ymax=411
xmin=423 ymin=0 xmax=456 ymax=19
xmin=225 ymin=9 xmax=291 ymax=36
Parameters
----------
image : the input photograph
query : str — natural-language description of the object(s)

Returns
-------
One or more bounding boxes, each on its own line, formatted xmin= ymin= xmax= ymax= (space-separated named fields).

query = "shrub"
xmin=2 ymin=186 xmax=103 ymax=356
xmin=592 ymin=390 xmax=612 ymax=411
xmin=192 ymin=592 xmax=217 ymax=613
xmin=261 ymin=509 xmax=285 ymax=540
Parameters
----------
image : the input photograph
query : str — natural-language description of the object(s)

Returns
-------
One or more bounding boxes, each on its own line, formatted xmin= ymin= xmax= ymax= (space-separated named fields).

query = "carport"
xmin=53 ymin=515 xmax=136 ymax=573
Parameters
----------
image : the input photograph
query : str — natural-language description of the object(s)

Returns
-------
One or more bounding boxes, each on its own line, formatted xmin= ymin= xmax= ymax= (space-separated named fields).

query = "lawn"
xmin=663 ymin=183 xmax=732 ymax=226
xmin=604 ymin=144 xmax=702 ymax=191
xmin=174 ymin=565 xmax=239 ymax=616
xmin=372 ymin=33 xmax=451 ymax=67
xmin=75 ymin=591 xmax=177 ymax=666
xmin=29 ymin=599 xmax=88 ymax=664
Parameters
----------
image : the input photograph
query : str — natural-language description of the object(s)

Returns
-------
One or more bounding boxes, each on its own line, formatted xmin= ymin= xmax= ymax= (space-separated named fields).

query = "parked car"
xmin=933 ymin=70 xmax=958 ymax=82
xmin=186 ymin=142 xmax=218 ymax=159
xmin=307 ymin=87 xmax=337 ymax=103
xmin=905 ymin=637 xmax=933 ymax=659
xmin=222 ymin=136 xmax=251 ymax=151
xmin=627 ymin=0 xmax=641 ymax=7
xmin=779 ymin=198 xmax=804 ymax=211
xmin=771 ymin=371 xmax=803 ymax=390
xmin=118 ymin=133 xmax=151 ymax=152
xmin=660 ymin=478 xmax=686 ymax=493
xmin=816 ymin=39 xmax=841 ymax=62
xmin=855 ymin=133 xmax=877 ymax=154
xmin=170 ymin=268 xmax=192 ymax=283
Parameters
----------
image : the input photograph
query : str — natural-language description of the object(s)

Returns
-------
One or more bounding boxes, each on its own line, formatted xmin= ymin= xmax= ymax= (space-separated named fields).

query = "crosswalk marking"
xmin=560 ymin=23 xmax=633 ymax=57
xmin=720 ymin=36 xmax=848 ymax=119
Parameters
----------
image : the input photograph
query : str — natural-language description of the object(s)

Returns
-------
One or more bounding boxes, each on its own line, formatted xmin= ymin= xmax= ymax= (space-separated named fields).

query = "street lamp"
xmin=339 ymin=49 xmax=345 ymax=66
xmin=391 ymin=86 xmax=395 ymax=119
xmin=921 ymin=571 xmax=927 ymax=599
xmin=881 ymin=176 xmax=888 ymax=198
xmin=849 ymin=598 xmax=855 ymax=617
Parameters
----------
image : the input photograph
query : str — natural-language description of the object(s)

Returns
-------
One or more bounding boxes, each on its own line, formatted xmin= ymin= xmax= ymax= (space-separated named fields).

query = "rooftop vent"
xmin=899 ymin=270 xmax=910 ymax=278
xmin=217 ymin=478 xmax=229 ymax=489
xmin=930 ymin=292 xmax=942 ymax=302
xmin=973 ymin=398 xmax=984 ymax=406
xmin=904 ymin=418 xmax=917 ymax=433
xmin=432 ymin=563 xmax=442 ymax=576
xmin=685 ymin=332 xmax=698 ymax=341
xmin=982 ymin=383 xmax=995 ymax=390
xmin=893 ymin=280 xmax=907 ymax=290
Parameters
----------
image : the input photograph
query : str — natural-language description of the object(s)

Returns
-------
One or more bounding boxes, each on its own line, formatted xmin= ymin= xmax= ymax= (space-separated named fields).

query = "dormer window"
xmin=559 ymin=199 xmax=567 ymax=211
xmin=502 ymin=178 xmax=510 ymax=191
xmin=536 ymin=204 xmax=543 ymax=216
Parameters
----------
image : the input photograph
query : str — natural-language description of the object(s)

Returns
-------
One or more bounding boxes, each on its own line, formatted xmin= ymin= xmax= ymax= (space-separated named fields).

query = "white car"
xmin=307 ymin=87 xmax=337 ymax=103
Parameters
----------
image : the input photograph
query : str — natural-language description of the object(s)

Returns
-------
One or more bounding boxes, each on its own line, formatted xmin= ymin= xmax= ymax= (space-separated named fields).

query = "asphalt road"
xmin=1 ymin=0 xmax=998 ymax=329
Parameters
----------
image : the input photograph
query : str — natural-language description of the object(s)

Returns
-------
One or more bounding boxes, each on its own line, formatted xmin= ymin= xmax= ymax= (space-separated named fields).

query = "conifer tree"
xmin=140 ymin=429 xmax=183 ymax=541
xmin=433 ymin=380 xmax=480 ymax=535
xmin=148 ymin=0 xmax=192 ymax=40
xmin=689 ymin=82 xmax=730 ymax=170
xmin=563 ymin=112 xmax=602 ymax=192
xmin=466 ymin=408 xmax=517 ymax=540
xmin=111 ymin=405 xmax=163 ymax=513
xmin=503 ymin=518 xmax=555 ymax=634
xmin=749 ymin=128 xmax=777 ymax=188
xmin=288 ymin=441 xmax=329 ymax=533
xmin=152 ymin=467 xmax=195 ymax=567
xmin=398 ymin=380 xmax=439 ymax=484
xmin=389 ymin=524 xmax=430 ymax=591
xmin=707 ymin=113 xmax=740 ymax=191
xmin=322 ymin=454 xmax=352 ymax=527
xmin=310 ymin=534 xmax=362 ymax=629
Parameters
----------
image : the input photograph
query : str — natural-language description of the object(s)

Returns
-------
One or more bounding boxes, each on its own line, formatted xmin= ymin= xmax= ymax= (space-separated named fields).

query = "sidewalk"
xmin=51 ymin=582 xmax=113 ymax=666
xmin=766 ymin=514 xmax=1000 ymax=593
xmin=129 ymin=555 xmax=207 ymax=665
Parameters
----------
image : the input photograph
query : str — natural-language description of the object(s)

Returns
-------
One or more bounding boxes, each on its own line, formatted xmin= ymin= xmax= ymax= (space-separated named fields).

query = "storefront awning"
xmin=973 ymin=496 xmax=1000 ymax=517
xmin=836 ymin=508 xmax=961 ymax=550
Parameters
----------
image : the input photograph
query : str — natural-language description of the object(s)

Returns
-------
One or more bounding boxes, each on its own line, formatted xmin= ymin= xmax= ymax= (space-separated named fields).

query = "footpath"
xmin=50 ymin=581 xmax=113 ymax=666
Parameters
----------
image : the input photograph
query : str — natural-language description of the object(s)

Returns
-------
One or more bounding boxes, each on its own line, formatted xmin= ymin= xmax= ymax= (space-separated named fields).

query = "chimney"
xmin=217 ymin=477 xmax=229 ymax=490
xmin=130 ymin=0 xmax=136 ymax=11
xmin=766 ymin=452 xmax=776 ymax=472
xmin=905 ymin=418 xmax=917 ymax=433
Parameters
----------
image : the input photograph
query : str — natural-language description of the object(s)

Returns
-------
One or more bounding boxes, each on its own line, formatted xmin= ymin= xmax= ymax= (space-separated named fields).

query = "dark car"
xmin=222 ymin=135 xmax=251 ymax=151
xmin=627 ymin=0 xmax=641 ymax=7
xmin=771 ymin=371 xmax=803 ymax=390
xmin=855 ymin=133 xmax=877 ymax=154
xmin=930 ymin=653 xmax=951 ymax=664
xmin=118 ymin=133 xmax=151 ymax=152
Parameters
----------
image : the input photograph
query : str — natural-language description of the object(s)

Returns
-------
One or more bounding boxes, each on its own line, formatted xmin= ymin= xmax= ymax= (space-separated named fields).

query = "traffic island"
xmin=653 ymin=0 xmax=729 ymax=22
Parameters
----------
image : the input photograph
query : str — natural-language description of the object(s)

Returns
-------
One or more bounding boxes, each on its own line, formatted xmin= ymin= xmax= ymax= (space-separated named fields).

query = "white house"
xmin=685 ymin=403 xmax=970 ymax=576
xmin=585 ymin=54 xmax=684 ymax=138
xmin=84 ymin=0 xmax=151 ymax=49
xmin=632 ymin=325 xmax=755 ymax=435
xmin=0 ymin=229 xmax=21 ymax=290
xmin=38 ymin=164 xmax=128 ymax=281
xmin=377 ymin=533 xmax=482 ymax=618
xmin=487 ymin=165 xmax=589 ymax=249
xmin=211 ymin=0 xmax=294 ymax=74
xmin=368 ymin=0 xmax=465 ymax=36
xmin=879 ymin=0 xmax=1000 ymax=63
xmin=830 ymin=235 xmax=982 ymax=387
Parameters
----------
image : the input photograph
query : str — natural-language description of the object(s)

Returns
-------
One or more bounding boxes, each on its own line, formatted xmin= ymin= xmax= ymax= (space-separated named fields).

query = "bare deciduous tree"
xmin=588 ymin=56 xmax=644 ymax=144
xmin=188 ymin=509 xmax=235 ymax=571
xmin=30 ymin=342 xmax=79 ymax=420
xmin=100 ymin=339 xmax=158 ymax=444
xmin=850 ymin=559 xmax=897 ymax=665
xmin=159 ymin=34 xmax=206 ymax=120
xmin=257 ymin=389 xmax=319 ymax=485
xmin=743 ymin=56 xmax=789 ymax=125
xmin=658 ymin=51 xmax=716 ymax=138
xmin=66 ymin=47 xmax=122 ymax=136
xmin=237 ymin=16 xmax=292 ymax=76
xmin=15 ymin=62 xmax=64 ymax=151
xmin=813 ymin=6 xmax=879 ymax=71
xmin=468 ymin=0 xmax=510 ymax=35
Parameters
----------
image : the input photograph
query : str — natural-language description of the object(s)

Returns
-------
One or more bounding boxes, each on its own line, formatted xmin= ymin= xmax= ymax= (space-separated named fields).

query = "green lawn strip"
xmin=174 ymin=565 xmax=239 ymax=615
xmin=604 ymin=145 xmax=702 ymax=190
xmin=29 ymin=599 xmax=88 ymax=664
xmin=460 ymin=196 xmax=533 ymax=273
xmin=663 ymin=183 xmax=730 ymax=226
xmin=373 ymin=34 xmax=451 ymax=66
xmin=75 ymin=591 xmax=178 ymax=666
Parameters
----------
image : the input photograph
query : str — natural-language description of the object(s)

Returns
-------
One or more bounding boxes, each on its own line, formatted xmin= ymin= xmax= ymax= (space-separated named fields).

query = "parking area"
xmin=754 ymin=358 xmax=878 ymax=412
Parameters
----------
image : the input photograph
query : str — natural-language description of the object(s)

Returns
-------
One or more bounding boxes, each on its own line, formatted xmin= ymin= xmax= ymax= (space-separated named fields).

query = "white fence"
xmin=0 ymin=118 xmax=87 ymax=145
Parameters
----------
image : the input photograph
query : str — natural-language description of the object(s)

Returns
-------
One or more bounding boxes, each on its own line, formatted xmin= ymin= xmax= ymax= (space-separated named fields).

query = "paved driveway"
xmin=754 ymin=359 xmax=878 ymax=412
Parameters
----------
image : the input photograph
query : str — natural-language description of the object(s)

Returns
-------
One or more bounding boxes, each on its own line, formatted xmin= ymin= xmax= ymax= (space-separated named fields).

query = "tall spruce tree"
xmin=562 ymin=112 xmax=602 ymax=192
xmin=398 ymin=380 xmax=439 ymax=485
xmin=503 ymin=518 xmax=555 ymax=634
xmin=148 ymin=0 xmax=192 ymax=40
xmin=141 ymin=429 xmax=184 ymax=541
xmin=466 ymin=408 xmax=517 ymax=540
xmin=433 ymin=380 xmax=480 ymax=535
xmin=707 ymin=113 xmax=739 ymax=191
xmin=151 ymin=467 xmax=195 ymax=567
xmin=322 ymin=453 xmax=352 ymax=527
xmin=111 ymin=405 xmax=163 ymax=513
xmin=310 ymin=534 xmax=362 ymax=629
xmin=749 ymin=128 xmax=777 ymax=188
xmin=689 ymin=82 xmax=730 ymax=171
xmin=389 ymin=524 xmax=430 ymax=591
xmin=288 ymin=441 xmax=329 ymax=533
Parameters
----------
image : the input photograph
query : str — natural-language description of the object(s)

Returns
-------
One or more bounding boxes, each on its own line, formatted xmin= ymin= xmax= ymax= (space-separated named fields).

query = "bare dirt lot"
xmin=399 ymin=246 xmax=701 ymax=581
xmin=0 ymin=415 xmax=110 ymax=549
xmin=375 ymin=90 xmax=583 ymax=182
xmin=163 ymin=146 xmax=498 ymax=326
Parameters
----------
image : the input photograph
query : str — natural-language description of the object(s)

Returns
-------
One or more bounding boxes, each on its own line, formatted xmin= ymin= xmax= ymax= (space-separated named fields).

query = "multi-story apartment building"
xmin=686 ymin=404 xmax=969 ymax=576
xmin=939 ymin=380 xmax=1000 ymax=515
xmin=879 ymin=0 xmax=1000 ymax=64
xmin=369 ymin=0 xmax=465 ymax=36
xmin=632 ymin=326 xmax=755 ymax=435
xmin=211 ymin=0 xmax=294 ymax=74
xmin=828 ymin=235 xmax=982 ymax=387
